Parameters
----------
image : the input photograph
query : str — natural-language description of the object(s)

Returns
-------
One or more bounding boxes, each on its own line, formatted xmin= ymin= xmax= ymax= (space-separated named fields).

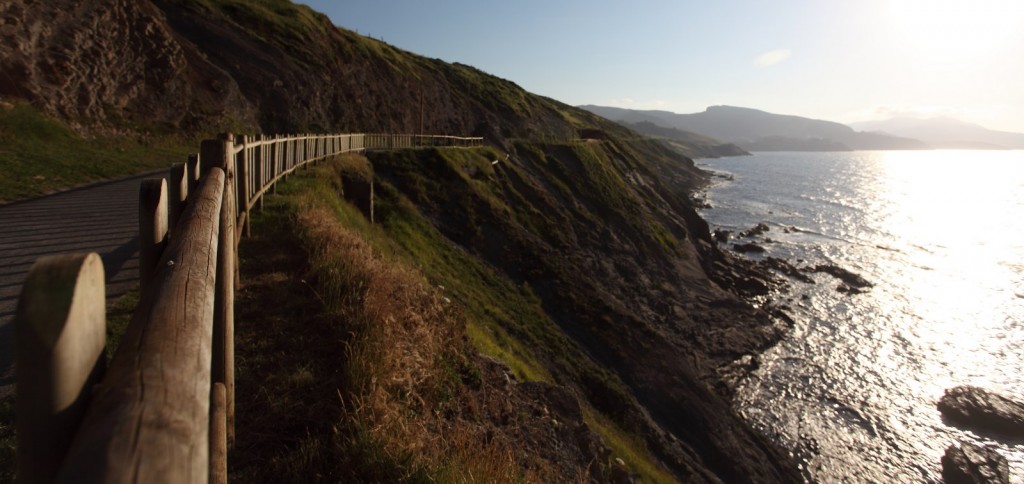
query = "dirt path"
xmin=0 ymin=172 xmax=163 ymax=398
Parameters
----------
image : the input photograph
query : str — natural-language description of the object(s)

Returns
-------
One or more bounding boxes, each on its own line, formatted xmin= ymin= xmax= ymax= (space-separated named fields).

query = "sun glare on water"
xmin=876 ymin=151 xmax=1022 ymax=363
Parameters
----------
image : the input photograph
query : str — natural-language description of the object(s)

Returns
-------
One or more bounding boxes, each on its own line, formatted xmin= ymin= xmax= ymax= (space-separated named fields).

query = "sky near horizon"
xmin=299 ymin=0 xmax=1024 ymax=133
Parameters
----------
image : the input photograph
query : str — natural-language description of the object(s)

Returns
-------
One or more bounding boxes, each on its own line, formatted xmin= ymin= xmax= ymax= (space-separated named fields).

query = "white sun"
xmin=886 ymin=0 xmax=1024 ymax=61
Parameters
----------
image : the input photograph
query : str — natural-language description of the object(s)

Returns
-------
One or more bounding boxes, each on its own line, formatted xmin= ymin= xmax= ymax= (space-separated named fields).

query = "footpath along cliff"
xmin=1 ymin=0 xmax=798 ymax=480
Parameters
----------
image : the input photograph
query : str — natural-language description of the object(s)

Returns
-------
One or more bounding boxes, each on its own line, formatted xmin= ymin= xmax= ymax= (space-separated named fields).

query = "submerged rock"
xmin=941 ymin=443 xmax=1009 ymax=484
xmin=938 ymin=386 xmax=1024 ymax=438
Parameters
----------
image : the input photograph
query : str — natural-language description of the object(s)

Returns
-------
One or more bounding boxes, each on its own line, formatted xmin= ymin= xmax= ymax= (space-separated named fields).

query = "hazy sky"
xmin=299 ymin=0 xmax=1024 ymax=132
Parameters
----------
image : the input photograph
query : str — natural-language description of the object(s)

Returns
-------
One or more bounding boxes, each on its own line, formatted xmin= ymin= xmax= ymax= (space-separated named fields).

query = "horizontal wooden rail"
xmin=15 ymin=131 xmax=482 ymax=483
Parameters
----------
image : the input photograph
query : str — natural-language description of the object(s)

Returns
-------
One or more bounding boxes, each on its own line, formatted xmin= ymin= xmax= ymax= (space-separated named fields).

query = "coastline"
xmin=693 ymin=150 xmax=1024 ymax=481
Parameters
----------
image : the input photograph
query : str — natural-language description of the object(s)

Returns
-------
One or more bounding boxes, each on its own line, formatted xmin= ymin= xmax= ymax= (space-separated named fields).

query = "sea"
xmin=696 ymin=150 xmax=1024 ymax=483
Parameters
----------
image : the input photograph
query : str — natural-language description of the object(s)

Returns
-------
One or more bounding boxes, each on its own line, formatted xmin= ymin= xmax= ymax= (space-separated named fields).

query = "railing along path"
xmin=13 ymin=133 xmax=482 ymax=483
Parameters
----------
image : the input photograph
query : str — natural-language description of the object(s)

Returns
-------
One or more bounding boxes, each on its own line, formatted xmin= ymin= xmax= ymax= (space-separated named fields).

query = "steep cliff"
xmin=1 ymin=0 xmax=798 ymax=480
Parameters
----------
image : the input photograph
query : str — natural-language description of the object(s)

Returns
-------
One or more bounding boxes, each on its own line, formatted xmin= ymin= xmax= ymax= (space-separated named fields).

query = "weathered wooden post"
xmin=212 ymin=180 xmax=236 ymax=446
xmin=139 ymin=179 xmax=168 ymax=295
xmin=15 ymin=253 xmax=106 ymax=484
xmin=213 ymin=134 xmax=237 ymax=447
xmin=168 ymin=163 xmax=188 ymax=236
xmin=209 ymin=382 xmax=227 ymax=484
xmin=270 ymin=136 xmax=279 ymax=195
xmin=255 ymin=135 xmax=265 ymax=212
xmin=235 ymin=135 xmax=250 ymax=238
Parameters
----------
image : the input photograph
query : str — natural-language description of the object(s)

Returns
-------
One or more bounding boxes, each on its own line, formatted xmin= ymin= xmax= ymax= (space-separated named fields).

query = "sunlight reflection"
xmin=874 ymin=151 xmax=1023 ymax=367
xmin=708 ymin=150 xmax=1024 ymax=481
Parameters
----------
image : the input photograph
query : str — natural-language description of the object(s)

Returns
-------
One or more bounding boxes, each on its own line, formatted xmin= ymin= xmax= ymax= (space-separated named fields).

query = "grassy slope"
xmin=365 ymin=151 xmax=693 ymax=481
xmin=305 ymin=156 xmax=674 ymax=481
xmin=0 ymin=102 xmax=190 ymax=203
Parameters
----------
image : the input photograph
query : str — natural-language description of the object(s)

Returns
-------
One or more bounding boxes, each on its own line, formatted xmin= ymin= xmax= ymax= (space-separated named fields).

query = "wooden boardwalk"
xmin=0 ymin=172 xmax=161 ymax=398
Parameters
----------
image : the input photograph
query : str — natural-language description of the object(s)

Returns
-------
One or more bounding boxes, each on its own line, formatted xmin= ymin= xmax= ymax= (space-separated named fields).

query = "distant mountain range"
xmin=850 ymin=117 xmax=1024 ymax=149
xmin=581 ymin=105 xmax=1024 ymax=151
xmin=581 ymin=105 xmax=927 ymax=151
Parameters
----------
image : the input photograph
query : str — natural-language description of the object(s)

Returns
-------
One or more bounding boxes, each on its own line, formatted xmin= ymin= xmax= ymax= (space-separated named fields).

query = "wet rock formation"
xmin=941 ymin=443 xmax=1009 ymax=484
xmin=807 ymin=264 xmax=872 ymax=289
xmin=939 ymin=386 xmax=1024 ymax=438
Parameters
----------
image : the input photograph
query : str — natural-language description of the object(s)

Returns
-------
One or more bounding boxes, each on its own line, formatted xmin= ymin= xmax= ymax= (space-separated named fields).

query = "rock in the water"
xmin=739 ymin=222 xmax=770 ymax=238
xmin=836 ymin=284 xmax=865 ymax=295
xmin=732 ymin=242 xmax=766 ymax=254
xmin=760 ymin=256 xmax=814 ymax=283
xmin=807 ymin=264 xmax=872 ymax=288
xmin=712 ymin=229 xmax=731 ymax=244
xmin=938 ymin=386 xmax=1024 ymax=438
xmin=941 ymin=443 xmax=1009 ymax=484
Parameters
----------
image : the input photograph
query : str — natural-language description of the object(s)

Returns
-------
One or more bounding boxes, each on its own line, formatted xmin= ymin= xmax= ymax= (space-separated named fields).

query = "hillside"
xmin=851 ymin=117 xmax=1024 ymax=149
xmin=618 ymin=121 xmax=750 ymax=158
xmin=1 ymin=0 xmax=799 ymax=481
xmin=583 ymin=104 xmax=929 ymax=151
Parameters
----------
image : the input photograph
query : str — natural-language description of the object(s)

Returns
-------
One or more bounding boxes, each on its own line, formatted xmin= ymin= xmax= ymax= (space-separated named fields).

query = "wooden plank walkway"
xmin=0 ymin=172 xmax=161 ymax=398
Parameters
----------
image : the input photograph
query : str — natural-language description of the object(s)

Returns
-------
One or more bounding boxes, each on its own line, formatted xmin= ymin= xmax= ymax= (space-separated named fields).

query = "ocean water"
xmin=697 ymin=151 xmax=1024 ymax=482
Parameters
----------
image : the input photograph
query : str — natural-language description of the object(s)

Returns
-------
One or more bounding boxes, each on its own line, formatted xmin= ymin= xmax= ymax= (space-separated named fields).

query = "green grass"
xmin=288 ymin=157 xmax=675 ymax=482
xmin=104 ymin=289 xmax=140 ymax=361
xmin=0 ymin=102 xmax=190 ymax=203
xmin=282 ymin=161 xmax=553 ymax=384
xmin=582 ymin=405 xmax=676 ymax=484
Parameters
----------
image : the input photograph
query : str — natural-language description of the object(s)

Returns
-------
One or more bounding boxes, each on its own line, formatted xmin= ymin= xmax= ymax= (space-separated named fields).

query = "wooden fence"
xmin=13 ymin=133 xmax=482 ymax=483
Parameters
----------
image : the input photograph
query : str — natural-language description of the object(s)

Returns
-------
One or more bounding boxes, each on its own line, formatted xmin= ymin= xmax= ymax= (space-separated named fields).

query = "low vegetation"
xmin=228 ymin=155 xmax=675 ymax=482
xmin=0 ymin=101 xmax=189 ymax=203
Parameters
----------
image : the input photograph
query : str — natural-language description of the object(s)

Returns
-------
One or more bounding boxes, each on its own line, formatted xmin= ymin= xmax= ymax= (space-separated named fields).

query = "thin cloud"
xmin=755 ymin=49 xmax=791 ymax=67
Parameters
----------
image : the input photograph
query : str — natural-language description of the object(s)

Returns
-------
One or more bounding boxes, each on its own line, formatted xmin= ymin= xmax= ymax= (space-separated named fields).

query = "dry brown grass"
xmin=230 ymin=161 xmax=627 ymax=482
xmin=294 ymin=192 xmax=547 ymax=482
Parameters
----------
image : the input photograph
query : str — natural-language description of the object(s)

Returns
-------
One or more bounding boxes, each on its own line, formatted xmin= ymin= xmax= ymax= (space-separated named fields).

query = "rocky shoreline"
xmin=694 ymin=165 xmax=1024 ymax=482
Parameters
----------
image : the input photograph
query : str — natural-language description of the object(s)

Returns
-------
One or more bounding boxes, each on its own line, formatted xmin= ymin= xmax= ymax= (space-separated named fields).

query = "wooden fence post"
xmin=139 ymin=179 xmax=168 ymax=295
xmin=213 ymin=136 xmax=237 ymax=448
xmin=271 ymin=136 xmax=279 ymax=196
xmin=15 ymin=253 xmax=106 ymax=484
xmin=186 ymin=153 xmax=201 ymax=196
xmin=209 ymin=382 xmax=227 ymax=484
xmin=168 ymin=163 xmax=188 ymax=236
xmin=254 ymin=135 xmax=264 ymax=213
xmin=235 ymin=135 xmax=250 ymax=238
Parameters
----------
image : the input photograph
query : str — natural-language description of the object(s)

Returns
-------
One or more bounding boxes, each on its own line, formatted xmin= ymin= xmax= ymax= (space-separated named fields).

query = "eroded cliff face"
xmin=0 ymin=0 xmax=256 ymax=133
xmin=1 ymin=0 xmax=592 ymax=138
